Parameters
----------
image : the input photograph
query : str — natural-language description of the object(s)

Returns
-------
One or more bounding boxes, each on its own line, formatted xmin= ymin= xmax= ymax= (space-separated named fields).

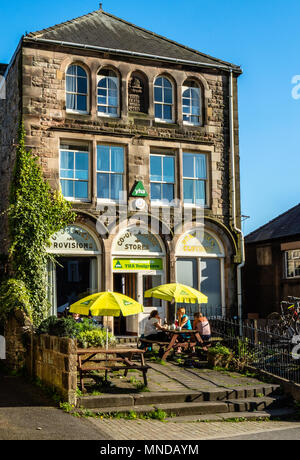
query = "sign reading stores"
xmin=49 ymin=225 xmax=100 ymax=254
xmin=113 ymin=259 xmax=163 ymax=271
xmin=0 ymin=335 xmax=5 ymax=359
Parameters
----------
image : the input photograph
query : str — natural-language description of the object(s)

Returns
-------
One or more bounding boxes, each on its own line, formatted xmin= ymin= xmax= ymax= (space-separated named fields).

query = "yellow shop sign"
xmin=113 ymin=259 xmax=163 ymax=271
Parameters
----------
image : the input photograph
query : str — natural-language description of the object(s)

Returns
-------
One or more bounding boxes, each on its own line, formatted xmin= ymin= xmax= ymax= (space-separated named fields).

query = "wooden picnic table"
xmin=161 ymin=329 xmax=198 ymax=361
xmin=77 ymin=348 xmax=149 ymax=392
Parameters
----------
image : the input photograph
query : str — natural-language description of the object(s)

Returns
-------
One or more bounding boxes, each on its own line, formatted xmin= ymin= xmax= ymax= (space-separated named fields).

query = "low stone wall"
xmin=4 ymin=310 xmax=33 ymax=370
xmin=27 ymin=334 xmax=77 ymax=405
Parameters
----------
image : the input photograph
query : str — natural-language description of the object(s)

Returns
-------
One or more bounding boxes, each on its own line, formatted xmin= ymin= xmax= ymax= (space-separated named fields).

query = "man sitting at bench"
xmin=144 ymin=310 xmax=168 ymax=342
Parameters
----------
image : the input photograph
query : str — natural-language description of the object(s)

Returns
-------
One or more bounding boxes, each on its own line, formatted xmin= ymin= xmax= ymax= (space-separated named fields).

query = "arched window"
xmin=182 ymin=81 xmax=202 ymax=126
xmin=154 ymin=76 xmax=174 ymax=122
xmin=97 ymin=69 xmax=119 ymax=117
xmin=66 ymin=65 xmax=88 ymax=113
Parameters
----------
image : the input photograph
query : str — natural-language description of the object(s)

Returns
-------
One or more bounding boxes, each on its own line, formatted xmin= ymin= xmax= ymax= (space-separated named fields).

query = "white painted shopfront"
xmin=47 ymin=224 xmax=102 ymax=315
xmin=112 ymin=227 xmax=166 ymax=336
xmin=175 ymin=228 xmax=225 ymax=316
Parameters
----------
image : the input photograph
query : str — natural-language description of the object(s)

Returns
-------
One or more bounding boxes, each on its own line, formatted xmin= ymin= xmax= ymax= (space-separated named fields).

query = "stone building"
xmin=243 ymin=204 xmax=300 ymax=318
xmin=0 ymin=8 xmax=243 ymax=335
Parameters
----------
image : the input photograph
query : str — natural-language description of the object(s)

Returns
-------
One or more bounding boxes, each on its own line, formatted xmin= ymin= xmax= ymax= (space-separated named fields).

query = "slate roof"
xmin=25 ymin=9 xmax=241 ymax=71
xmin=245 ymin=204 xmax=300 ymax=244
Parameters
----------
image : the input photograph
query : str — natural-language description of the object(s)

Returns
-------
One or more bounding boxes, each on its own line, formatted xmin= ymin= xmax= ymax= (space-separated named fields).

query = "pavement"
xmin=1 ymin=363 xmax=300 ymax=441
xmin=0 ymin=371 xmax=110 ymax=440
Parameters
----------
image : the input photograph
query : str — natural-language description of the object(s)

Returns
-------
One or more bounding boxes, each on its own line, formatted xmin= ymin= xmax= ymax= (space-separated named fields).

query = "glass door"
xmin=138 ymin=273 xmax=165 ymax=335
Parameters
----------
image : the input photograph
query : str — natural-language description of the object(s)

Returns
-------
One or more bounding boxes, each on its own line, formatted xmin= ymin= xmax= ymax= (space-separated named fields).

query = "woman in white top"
xmin=144 ymin=310 xmax=168 ymax=341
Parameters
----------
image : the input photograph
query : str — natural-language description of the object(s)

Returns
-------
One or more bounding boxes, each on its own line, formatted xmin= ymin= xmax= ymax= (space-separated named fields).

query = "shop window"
xmin=66 ymin=65 xmax=88 ymax=113
xmin=97 ymin=145 xmax=125 ymax=201
xmin=60 ymin=145 xmax=89 ymax=201
xmin=285 ymin=250 xmax=300 ymax=278
xmin=97 ymin=69 xmax=119 ymax=117
xmin=150 ymin=154 xmax=175 ymax=204
xmin=183 ymin=152 xmax=207 ymax=205
xmin=182 ymin=80 xmax=202 ymax=126
xmin=154 ymin=76 xmax=174 ymax=122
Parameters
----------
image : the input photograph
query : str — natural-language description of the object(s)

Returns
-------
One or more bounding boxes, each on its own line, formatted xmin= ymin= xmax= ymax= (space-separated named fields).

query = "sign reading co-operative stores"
xmin=114 ymin=230 xmax=163 ymax=254
xmin=113 ymin=259 xmax=163 ymax=271
xmin=48 ymin=225 xmax=100 ymax=254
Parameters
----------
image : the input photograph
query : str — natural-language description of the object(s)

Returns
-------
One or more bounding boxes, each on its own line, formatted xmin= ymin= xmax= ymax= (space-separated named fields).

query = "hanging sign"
xmin=113 ymin=259 xmax=163 ymax=271
xmin=131 ymin=181 xmax=148 ymax=197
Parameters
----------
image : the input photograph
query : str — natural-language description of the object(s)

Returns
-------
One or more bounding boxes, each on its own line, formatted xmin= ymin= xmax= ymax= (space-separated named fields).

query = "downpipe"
xmin=229 ymin=69 xmax=245 ymax=334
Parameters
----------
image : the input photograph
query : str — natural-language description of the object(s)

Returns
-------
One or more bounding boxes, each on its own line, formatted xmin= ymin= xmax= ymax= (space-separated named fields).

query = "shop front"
xmin=47 ymin=224 xmax=102 ymax=315
xmin=175 ymin=228 xmax=225 ymax=316
xmin=112 ymin=227 xmax=166 ymax=336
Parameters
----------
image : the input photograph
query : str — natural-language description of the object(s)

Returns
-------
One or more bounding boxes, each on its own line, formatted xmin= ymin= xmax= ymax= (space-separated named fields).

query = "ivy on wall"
xmin=7 ymin=121 xmax=76 ymax=326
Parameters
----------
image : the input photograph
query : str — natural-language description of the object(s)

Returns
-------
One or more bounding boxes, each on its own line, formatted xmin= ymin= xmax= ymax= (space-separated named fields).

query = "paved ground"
xmin=88 ymin=417 xmax=300 ymax=440
xmin=0 ymin=372 xmax=110 ymax=440
xmin=1 ymin=361 xmax=300 ymax=441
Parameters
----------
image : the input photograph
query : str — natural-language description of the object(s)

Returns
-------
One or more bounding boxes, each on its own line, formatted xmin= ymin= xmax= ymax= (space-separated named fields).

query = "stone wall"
xmin=4 ymin=310 xmax=33 ymax=371
xmin=0 ymin=49 xmax=21 ymax=255
xmin=27 ymin=334 xmax=77 ymax=405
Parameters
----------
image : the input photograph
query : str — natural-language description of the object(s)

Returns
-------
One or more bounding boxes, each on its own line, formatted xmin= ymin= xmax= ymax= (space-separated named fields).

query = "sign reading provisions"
xmin=113 ymin=259 xmax=163 ymax=271
xmin=131 ymin=181 xmax=148 ymax=197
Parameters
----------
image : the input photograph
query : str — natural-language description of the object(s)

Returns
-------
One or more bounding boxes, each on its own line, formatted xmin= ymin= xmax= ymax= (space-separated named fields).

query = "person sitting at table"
xmin=144 ymin=310 xmax=168 ymax=342
xmin=193 ymin=312 xmax=211 ymax=351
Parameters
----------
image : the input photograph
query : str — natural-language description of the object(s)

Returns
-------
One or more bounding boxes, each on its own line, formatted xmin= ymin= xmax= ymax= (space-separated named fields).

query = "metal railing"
xmin=210 ymin=317 xmax=300 ymax=384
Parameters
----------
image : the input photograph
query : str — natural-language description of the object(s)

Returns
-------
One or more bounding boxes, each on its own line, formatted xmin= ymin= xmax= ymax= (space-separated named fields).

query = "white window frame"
xmin=66 ymin=65 xmax=89 ymax=115
xmin=96 ymin=144 xmax=126 ymax=204
xmin=285 ymin=250 xmax=300 ymax=279
xmin=97 ymin=72 xmax=120 ymax=118
xmin=154 ymin=76 xmax=174 ymax=123
xmin=59 ymin=147 xmax=90 ymax=202
xmin=150 ymin=153 xmax=176 ymax=206
xmin=182 ymin=83 xmax=202 ymax=126
xmin=183 ymin=152 xmax=208 ymax=207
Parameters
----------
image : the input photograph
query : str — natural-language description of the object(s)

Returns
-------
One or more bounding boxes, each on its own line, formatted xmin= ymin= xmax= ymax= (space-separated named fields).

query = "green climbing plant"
xmin=6 ymin=121 xmax=76 ymax=326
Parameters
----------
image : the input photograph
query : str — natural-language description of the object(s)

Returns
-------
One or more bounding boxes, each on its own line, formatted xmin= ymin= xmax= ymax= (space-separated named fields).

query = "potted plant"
xmin=207 ymin=343 xmax=232 ymax=368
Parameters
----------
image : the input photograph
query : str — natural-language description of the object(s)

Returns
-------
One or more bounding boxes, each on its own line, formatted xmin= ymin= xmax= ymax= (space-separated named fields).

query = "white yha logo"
xmin=0 ymin=335 xmax=5 ymax=359
xmin=291 ymin=335 xmax=300 ymax=360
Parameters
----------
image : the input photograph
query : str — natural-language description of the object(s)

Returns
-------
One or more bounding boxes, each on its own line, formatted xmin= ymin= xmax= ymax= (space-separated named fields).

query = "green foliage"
xmin=36 ymin=316 xmax=79 ymax=338
xmin=7 ymin=121 xmax=75 ymax=326
xmin=208 ymin=343 xmax=231 ymax=356
xmin=0 ymin=278 xmax=33 ymax=323
xmin=36 ymin=316 xmax=116 ymax=348
xmin=77 ymin=329 xmax=116 ymax=348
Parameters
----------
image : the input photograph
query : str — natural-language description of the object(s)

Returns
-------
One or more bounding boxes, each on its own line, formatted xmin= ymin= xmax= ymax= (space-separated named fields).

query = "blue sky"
xmin=1 ymin=0 xmax=300 ymax=235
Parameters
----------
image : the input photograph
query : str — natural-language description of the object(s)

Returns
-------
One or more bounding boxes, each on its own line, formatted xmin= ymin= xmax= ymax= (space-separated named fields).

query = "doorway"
xmin=56 ymin=256 xmax=97 ymax=313
xmin=113 ymin=272 xmax=165 ymax=336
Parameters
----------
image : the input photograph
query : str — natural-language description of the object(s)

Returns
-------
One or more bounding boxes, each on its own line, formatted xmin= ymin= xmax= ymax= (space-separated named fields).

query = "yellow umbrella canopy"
xmin=144 ymin=283 xmax=208 ymax=304
xmin=69 ymin=291 xmax=144 ymax=317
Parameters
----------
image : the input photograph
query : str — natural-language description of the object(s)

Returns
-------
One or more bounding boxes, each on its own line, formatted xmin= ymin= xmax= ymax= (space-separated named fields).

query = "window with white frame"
xmin=150 ymin=154 xmax=175 ymax=203
xmin=183 ymin=152 xmax=207 ymax=206
xmin=182 ymin=81 xmax=202 ymax=126
xmin=66 ymin=65 xmax=88 ymax=113
xmin=97 ymin=69 xmax=119 ymax=117
xmin=60 ymin=145 xmax=89 ymax=201
xmin=285 ymin=250 xmax=300 ymax=278
xmin=97 ymin=145 xmax=124 ymax=201
xmin=154 ymin=76 xmax=174 ymax=122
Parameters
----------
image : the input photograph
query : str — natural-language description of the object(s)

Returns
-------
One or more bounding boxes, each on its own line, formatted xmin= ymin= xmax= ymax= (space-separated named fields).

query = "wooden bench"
xmin=138 ymin=338 xmax=170 ymax=355
xmin=77 ymin=348 xmax=150 ymax=391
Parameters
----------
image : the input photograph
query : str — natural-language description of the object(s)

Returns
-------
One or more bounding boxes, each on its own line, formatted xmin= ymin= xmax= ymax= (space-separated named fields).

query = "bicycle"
xmin=267 ymin=296 xmax=300 ymax=338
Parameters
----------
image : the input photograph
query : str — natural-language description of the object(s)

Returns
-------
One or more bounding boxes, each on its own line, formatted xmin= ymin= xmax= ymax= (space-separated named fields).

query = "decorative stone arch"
xmin=127 ymin=69 xmax=149 ymax=114
xmin=47 ymin=222 xmax=103 ymax=316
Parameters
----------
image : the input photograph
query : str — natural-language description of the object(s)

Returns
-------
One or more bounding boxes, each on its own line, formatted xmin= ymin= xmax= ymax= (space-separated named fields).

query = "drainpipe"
xmin=229 ymin=69 xmax=245 ymax=324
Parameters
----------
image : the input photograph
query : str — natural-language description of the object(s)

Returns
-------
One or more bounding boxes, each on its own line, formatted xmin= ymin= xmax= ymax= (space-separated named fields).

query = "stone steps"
xmin=77 ymin=385 xmax=281 ymax=409
xmin=75 ymin=384 xmax=294 ymax=419
xmin=166 ymin=408 xmax=297 ymax=423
